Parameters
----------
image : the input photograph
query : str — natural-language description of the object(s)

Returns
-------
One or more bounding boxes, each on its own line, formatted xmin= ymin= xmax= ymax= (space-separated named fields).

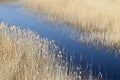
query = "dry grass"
xmin=19 ymin=0 xmax=120 ymax=49
xmin=0 ymin=23 xmax=102 ymax=80
xmin=0 ymin=0 xmax=16 ymax=3
xmin=0 ymin=23 xmax=68 ymax=80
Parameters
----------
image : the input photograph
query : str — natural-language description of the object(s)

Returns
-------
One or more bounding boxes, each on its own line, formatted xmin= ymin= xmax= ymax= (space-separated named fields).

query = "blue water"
xmin=0 ymin=2 xmax=120 ymax=80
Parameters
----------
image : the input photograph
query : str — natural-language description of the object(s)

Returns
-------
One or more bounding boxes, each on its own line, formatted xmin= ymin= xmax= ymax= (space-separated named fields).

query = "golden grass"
xmin=19 ymin=0 xmax=120 ymax=49
xmin=0 ymin=23 xmax=68 ymax=80
xmin=0 ymin=0 xmax=16 ymax=3
xmin=0 ymin=23 xmax=102 ymax=80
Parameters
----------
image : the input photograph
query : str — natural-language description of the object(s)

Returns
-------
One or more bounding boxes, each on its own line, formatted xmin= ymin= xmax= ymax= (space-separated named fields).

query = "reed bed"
xmin=0 ymin=23 xmax=67 ymax=80
xmin=0 ymin=23 xmax=103 ymax=80
xmin=19 ymin=0 xmax=120 ymax=49
xmin=0 ymin=0 xmax=16 ymax=3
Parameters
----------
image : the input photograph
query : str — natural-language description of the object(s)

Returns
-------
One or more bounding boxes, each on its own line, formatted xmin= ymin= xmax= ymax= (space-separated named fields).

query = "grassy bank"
xmin=0 ymin=23 xmax=68 ymax=80
xmin=19 ymin=0 xmax=120 ymax=49
xmin=0 ymin=0 xmax=17 ymax=3
xmin=0 ymin=23 xmax=103 ymax=80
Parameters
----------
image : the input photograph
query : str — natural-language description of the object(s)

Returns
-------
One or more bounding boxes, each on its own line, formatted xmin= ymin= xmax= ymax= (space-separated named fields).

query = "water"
xmin=0 ymin=2 xmax=120 ymax=80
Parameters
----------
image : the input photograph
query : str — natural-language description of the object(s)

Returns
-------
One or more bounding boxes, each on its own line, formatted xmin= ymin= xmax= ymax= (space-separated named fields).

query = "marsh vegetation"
xmin=0 ymin=23 xmax=103 ymax=80
xmin=19 ymin=0 xmax=120 ymax=49
xmin=0 ymin=0 xmax=120 ymax=80
xmin=0 ymin=23 xmax=68 ymax=80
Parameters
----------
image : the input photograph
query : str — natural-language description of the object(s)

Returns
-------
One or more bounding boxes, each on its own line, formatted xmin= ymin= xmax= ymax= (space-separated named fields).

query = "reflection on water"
xmin=0 ymin=2 xmax=120 ymax=80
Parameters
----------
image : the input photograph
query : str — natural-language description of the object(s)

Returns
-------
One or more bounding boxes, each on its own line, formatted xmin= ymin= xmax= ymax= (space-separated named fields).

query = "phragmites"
xmin=0 ymin=23 xmax=103 ymax=80
xmin=0 ymin=22 xmax=7 ymax=29
xmin=0 ymin=23 xmax=62 ymax=80
xmin=19 ymin=0 xmax=120 ymax=49
xmin=0 ymin=23 xmax=76 ymax=80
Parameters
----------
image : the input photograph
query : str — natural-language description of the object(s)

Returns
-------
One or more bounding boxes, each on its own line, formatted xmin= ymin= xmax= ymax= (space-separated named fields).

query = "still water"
xmin=0 ymin=2 xmax=120 ymax=80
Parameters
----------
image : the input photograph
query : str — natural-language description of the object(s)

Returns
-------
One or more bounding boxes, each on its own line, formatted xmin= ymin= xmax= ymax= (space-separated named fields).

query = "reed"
xmin=0 ymin=23 xmax=102 ymax=80
xmin=0 ymin=23 xmax=67 ymax=80
xmin=19 ymin=0 xmax=120 ymax=49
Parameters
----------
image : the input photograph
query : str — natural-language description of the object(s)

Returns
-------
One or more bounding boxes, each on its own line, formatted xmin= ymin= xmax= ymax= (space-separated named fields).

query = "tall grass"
xmin=0 ymin=23 xmax=66 ymax=80
xmin=0 ymin=23 xmax=103 ymax=80
xmin=0 ymin=0 xmax=16 ymax=3
xmin=19 ymin=0 xmax=120 ymax=49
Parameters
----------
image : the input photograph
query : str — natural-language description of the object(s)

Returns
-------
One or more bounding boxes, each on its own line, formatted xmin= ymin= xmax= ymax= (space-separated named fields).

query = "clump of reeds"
xmin=19 ymin=0 xmax=120 ymax=49
xmin=0 ymin=23 xmax=103 ymax=80
xmin=0 ymin=23 xmax=67 ymax=80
